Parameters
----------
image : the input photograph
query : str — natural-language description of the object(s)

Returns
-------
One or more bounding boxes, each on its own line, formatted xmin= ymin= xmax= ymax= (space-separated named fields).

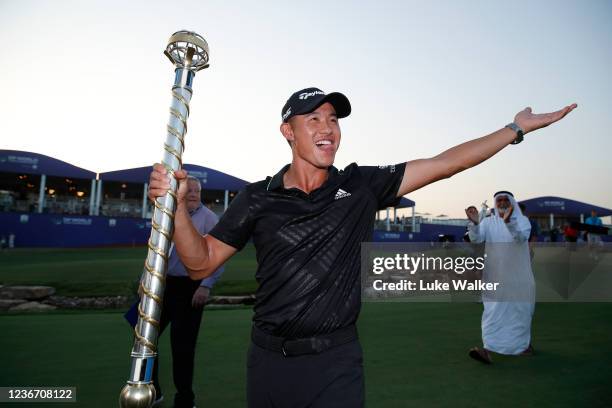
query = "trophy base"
xmin=119 ymin=383 xmax=156 ymax=408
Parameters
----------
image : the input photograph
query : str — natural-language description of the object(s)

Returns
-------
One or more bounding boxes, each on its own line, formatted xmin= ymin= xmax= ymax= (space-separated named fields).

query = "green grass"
xmin=0 ymin=245 xmax=258 ymax=297
xmin=1 ymin=303 xmax=611 ymax=407
xmin=1 ymin=245 xmax=608 ymax=301
xmin=1 ymin=247 xmax=611 ymax=406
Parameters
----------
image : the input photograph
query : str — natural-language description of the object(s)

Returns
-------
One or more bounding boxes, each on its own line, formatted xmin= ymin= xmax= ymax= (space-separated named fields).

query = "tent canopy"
xmin=519 ymin=196 xmax=612 ymax=217
xmin=100 ymin=163 xmax=249 ymax=191
xmin=396 ymin=197 xmax=415 ymax=208
xmin=0 ymin=149 xmax=96 ymax=179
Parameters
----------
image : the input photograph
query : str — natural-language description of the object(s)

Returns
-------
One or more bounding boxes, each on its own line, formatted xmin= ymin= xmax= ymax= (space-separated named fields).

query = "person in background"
xmin=466 ymin=191 xmax=535 ymax=364
xmin=562 ymin=221 xmax=578 ymax=251
xmin=585 ymin=210 xmax=603 ymax=242
xmin=519 ymin=203 xmax=539 ymax=258
xmin=549 ymin=226 xmax=559 ymax=242
xmin=585 ymin=209 xmax=603 ymax=259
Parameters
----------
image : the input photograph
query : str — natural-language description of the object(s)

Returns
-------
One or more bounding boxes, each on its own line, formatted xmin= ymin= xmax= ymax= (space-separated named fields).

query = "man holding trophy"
xmin=146 ymin=84 xmax=575 ymax=406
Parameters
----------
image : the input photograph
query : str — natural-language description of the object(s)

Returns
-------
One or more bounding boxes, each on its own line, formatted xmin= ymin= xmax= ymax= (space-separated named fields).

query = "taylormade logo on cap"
xmin=282 ymin=107 xmax=292 ymax=121
xmin=299 ymin=90 xmax=325 ymax=100
xmin=281 ymin=87 xmax=351 ymax=122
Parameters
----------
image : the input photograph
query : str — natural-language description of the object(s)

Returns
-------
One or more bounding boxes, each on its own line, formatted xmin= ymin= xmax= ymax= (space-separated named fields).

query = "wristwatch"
xmin=505 ymin=122 xmax=524 ymax=145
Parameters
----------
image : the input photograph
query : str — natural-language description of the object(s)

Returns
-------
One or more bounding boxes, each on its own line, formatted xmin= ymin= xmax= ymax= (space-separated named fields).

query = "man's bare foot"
xmin=469 ymin=346 xmax=492 ymax=364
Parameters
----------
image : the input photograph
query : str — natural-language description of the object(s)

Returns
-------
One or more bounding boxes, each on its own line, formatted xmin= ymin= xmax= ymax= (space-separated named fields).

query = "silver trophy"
xmin=119 ymin=30 xmax=209 ymax=408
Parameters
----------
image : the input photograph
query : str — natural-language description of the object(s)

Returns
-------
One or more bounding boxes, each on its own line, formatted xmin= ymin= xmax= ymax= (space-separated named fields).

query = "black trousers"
xmin=153 ymin=276 xmax=203 ymax=408
xmin=247 ymin=339 xmax=365 ymax=408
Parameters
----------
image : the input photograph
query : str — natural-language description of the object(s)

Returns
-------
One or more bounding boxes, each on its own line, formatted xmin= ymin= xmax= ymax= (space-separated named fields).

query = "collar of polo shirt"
xmin=266 ymin=164 xmax=341 ymax=192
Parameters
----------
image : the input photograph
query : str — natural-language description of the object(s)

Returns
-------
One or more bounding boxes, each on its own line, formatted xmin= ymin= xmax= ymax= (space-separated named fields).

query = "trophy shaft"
xmin=120 ymin=30 xmax=208 ymax=408
xmin=130 ymin=73 xmax=192 ymax=357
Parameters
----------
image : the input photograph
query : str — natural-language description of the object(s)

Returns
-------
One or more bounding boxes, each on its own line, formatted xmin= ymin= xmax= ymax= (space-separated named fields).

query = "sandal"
xmin=520 ymin=344 xmax=534 ymax=356
xmin=469 ymin=346 xmax=492 ymax=364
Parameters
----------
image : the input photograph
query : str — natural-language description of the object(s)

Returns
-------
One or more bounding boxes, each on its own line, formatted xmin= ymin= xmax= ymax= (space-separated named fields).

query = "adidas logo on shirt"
xmin=334 ymin=188 xmax=352 ymax=200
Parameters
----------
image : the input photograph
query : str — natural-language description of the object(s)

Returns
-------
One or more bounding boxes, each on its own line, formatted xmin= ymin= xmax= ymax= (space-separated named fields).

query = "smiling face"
xmin=495 ymin=195 xmax=511 ymax=214
xmin=280 ymin=102 xmax=341 ymax=169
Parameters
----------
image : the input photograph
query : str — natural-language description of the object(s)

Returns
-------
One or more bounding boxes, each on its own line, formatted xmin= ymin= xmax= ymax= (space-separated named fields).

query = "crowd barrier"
xmin=0 ymin=212 xmax=151 ymax=248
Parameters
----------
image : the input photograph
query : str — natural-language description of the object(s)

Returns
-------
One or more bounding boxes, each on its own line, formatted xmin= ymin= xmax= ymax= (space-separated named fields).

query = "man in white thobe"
xmin=465 ymin=191 xmax=535 ymax=364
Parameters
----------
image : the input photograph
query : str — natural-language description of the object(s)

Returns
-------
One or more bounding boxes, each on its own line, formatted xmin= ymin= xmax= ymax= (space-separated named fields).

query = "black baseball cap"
xmin=281 ymin=87 xmax=351 ymax=122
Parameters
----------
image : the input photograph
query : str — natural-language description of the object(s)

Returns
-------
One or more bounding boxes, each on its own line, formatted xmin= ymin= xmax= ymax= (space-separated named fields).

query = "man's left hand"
xmin=192 ymin=286 xmax=210 ymax=308
xmin=514 ymin=103 xmax=577 ymax=134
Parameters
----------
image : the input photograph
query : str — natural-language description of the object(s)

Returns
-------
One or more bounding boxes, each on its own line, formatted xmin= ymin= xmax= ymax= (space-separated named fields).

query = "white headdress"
xmin=490 ymin=191 xmax=531 ymax=242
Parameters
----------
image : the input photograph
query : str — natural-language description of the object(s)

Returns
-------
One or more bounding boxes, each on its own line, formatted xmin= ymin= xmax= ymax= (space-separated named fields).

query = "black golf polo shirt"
xmin=209 ymin=162 xmax=406 ymax=338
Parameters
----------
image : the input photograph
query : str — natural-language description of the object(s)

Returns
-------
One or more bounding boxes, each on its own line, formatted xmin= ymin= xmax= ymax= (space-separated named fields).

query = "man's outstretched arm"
xmin=397 ymin=103 xmax=577 ymax=196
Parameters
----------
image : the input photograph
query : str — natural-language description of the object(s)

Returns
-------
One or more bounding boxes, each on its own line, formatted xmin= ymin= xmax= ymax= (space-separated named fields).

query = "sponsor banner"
xmin=62 ymin=217 xmax=93 ymax=226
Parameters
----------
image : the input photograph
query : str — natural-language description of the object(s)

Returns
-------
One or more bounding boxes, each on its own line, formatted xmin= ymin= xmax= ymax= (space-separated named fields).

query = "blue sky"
xmin=0 ymin=0 xmax=610 ymax=217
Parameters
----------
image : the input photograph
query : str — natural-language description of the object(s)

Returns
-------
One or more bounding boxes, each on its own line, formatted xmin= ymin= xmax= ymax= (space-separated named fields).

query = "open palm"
xmin=514 ymin=103 xmax=577 ymax=134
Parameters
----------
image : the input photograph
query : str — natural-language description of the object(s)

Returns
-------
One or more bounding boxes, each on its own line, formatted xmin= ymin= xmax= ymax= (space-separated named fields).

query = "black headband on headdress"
xmin=494 ymin=190 xmax=514 ymax=198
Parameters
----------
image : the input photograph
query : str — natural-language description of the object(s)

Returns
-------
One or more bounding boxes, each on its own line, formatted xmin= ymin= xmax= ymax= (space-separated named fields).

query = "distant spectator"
xmin=464 ymin=206 xmax=478 ymax=242
xmin=518 ymin=203 xmax=540 ymax=242
xmin=563 ymin=222 xmax=578 ymax=251
xmin=585 ymin=210 xmax=603 ymax=258
xmin=549 ymin=227 xmax=559 ymax=242
xmin=519 ymin=203 xmax=538 ymax=259
xmin=585 ymin=210 xmax=603 ymax=241
xmin=563 ymin=223 xmax=578 ymax=242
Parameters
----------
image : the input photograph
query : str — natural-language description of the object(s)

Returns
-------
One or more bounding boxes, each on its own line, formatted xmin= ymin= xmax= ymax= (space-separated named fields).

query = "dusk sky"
xmin=1 ymin=0 xmax=610 ymax=218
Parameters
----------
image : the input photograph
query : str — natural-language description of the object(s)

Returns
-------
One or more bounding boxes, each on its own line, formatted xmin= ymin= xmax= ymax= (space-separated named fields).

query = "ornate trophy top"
xmin=164 ymin=30 xmax=210 ymax=71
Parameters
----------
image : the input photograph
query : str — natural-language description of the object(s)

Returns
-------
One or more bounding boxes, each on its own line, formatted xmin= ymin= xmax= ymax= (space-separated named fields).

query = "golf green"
xmin=0 ymin=246 xmax=258 ymax=297
xmin=1 ymin=302 xmax=611 ymax=407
